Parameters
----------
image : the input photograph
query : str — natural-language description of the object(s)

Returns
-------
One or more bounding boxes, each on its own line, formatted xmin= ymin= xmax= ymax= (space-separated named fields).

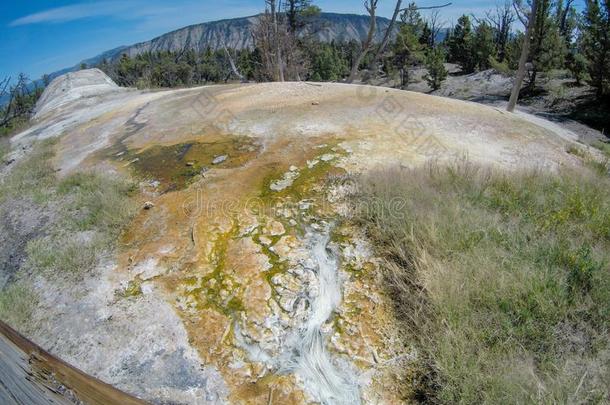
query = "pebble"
xmin=212 ymin=155 xmax=228 ymax=165
xmin=143 ymin=201 xmax=155 ymax=210
xmin=259 ymin=235 xmax=272 ymax=246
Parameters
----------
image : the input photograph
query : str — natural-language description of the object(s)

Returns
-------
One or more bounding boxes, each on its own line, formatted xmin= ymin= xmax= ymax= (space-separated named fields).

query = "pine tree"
xmin=473 ymin=21 xmax=496 ymax=70
xmin=582 ymin=0 xmax=610 ymax=98
xmin=419 ymin=22 xmax=433 ymax=48
xmin=393 ymin=4 xmax=426 ymax=87
xmin=448 ymin=15 xmax=475 ymax=73
xmin=567 ymin=52 xmax=588 ymax=85
xmin=425 ymin=46 xmax=448 ymax=90
xmin=528 ymin=0 xmax=567 ymax=90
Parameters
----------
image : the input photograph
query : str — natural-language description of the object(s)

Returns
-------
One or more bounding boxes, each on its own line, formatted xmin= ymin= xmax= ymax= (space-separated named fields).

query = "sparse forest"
xmin=0 ymin=74 xmax=45 ymax=137
xmin=91 ymin=0 xmax=610 ymax=102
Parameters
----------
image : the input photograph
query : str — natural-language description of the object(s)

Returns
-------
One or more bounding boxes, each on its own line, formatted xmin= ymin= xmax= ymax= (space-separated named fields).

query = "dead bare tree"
xmin=0 ymin=77 xmax=12 ymax=128
xmin=218 ymin=35 xmax=246 ymax=82
xmin=0 ymin=77 xmax=10 ymax=99
xmin=365 ymin=1 xmax=452 ymax=80
xmin=253 ymin=9 xmax=278 ymax=81
xmin=486 ymin=2 xmax=515 ymax=62
xmin=556 ymin=0 xmax=575 ymax=39
xmin=507 ymin=0 xmax=539 ymax=112
xmin=427 ymin=10 xmax=444 ymax=46
xmin=1 ymin=75 xmax=30 ymax=128
xmin=347 ymin=0 xmax=380 ymax=83
xmin=368 ymin=0 xmax=403 ymax=73
xmin=267 ymin=0 xmax=285 ymax=81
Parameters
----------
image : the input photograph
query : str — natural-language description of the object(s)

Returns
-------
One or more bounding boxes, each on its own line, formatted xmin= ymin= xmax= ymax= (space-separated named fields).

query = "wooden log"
xmin=0 ymin=320 xmax=148 ymax=405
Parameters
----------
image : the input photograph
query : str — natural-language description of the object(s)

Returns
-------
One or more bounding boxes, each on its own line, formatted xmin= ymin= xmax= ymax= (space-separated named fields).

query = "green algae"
xmin=181 ymin=219 xmax=248 ymax=317
xmin=120 ymin=277 xmax=143 ymax=298
xmin=259 ymin=144 xmax=346 ymax=203
xmin=110 ymin=136 xmax=260 ymax=192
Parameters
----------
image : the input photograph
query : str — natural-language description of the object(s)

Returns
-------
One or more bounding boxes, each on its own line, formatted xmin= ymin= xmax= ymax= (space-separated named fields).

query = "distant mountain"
xmin=7 ymin=13 xmax=403 ymax=105
xmin=45 ymin=12 xmax=396 ymax=76
xmin=88 ymin=13 xmax=395 ymax=62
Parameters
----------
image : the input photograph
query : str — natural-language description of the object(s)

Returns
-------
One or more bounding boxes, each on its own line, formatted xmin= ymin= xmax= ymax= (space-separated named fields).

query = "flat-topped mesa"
xmin=34 ymin=68 xmax=121 ymax=119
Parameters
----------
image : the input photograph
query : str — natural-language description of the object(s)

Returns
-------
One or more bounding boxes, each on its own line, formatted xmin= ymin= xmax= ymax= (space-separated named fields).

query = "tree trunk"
xmin=347 ymin=1 xmax=378 ymax=83
xmin=222 ymin=43 xmax=245 ymax=82
xmin=270 ymin=0 xmax=285 ymax=82
xmin=368 ymin=0 xmax=403 ymax=73
xmin=507 ymin=0 xmax=538 ymax=112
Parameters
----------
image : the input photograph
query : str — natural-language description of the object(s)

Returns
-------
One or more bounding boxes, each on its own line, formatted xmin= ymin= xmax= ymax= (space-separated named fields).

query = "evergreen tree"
xmin=425 ymin=46 xmax=448 ymax=90
xmin=473 ymin=21 xmax=496 ymax=70
xmin=528 ymin=0 xmax=567 ymax=89
xmin=419 ymin=22 xmax=433 ymax=48
xmin=392 ymin=3 xmax=426 ymax=87
xmin=567 ymin=52 xmax=588 ymax=85
xmin=310 ymin=44 xmax=347 ymax=81
xmin=448 ymin=15 xmax=475 ymax=73
xmin=582 ymin=0 xmax=610 ymax=98
xmin=505 ymin=33 xmax=524 ymax=70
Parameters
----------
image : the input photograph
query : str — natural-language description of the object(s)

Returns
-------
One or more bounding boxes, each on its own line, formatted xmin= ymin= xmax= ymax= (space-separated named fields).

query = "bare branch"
xmin=347 ymin=0 xmax=379 ymax=83
xmin=400 ymin=2 xmax=452 ymax=12
xmin=0 ymin=77 xmax=10 ymax=98
xmin=218 ymin=34 xmax=245 ymax=82
xmin=508 ymin=0 xmax=539 ymax=112
xmin=427 ymin=10 xmax=444 ymax=46
xmin=513 ymin=1 xmax=528 ymax=25
xmin=368 ymin=0 xmax=403 ymax=73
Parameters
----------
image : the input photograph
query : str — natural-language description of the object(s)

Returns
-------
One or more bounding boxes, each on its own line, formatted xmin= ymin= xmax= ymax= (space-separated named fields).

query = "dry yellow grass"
xmin=353 ymin=161 xmax=610 ymax=403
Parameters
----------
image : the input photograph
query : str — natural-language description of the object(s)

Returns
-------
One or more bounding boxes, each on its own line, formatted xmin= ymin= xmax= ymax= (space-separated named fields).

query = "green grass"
xmin=0 ymin=139 xmax=57 ymax=204
xmin=0 ymin=282 xmax=38 ymax=330
xmin=57 ymin=172 xmax=137 ymax=234
xmin=24 ymin=172 xmax=137 ymax=277
xmin=0 ymin=138 xmax=9 ymax=161
xmin=0 ymin=139 xmax=138 ymax=331
xmin=593 ymin=140 xmax=610 ymax=159
xmin=353 ymin=162 xmax=610 ymax=403
xmin=1 ymin=140 xmax=137 ymax=281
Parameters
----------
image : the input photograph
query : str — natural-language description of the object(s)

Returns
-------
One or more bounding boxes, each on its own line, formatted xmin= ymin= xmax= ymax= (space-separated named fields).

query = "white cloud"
xmin=9 ymin=2 xmax=131 ymax=26
xmin=9 ymin=0 xmax=261 ymax=32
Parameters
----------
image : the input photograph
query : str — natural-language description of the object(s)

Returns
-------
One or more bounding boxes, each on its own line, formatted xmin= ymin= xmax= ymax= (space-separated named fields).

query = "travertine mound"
xmin=9 ymin=76 xmax=594 ymax=404
xmin=34 ymin=68 xmax=120 ymax=119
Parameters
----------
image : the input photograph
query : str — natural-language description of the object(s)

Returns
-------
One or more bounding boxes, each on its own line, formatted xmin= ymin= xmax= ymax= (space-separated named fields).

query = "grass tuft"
xmin=0 ymin=282 xmax=38 ymax=330
xmin=0 ymin=139 xmax=138 ymax=332
xmin=24 ymin=172 xmax=137 ymax=277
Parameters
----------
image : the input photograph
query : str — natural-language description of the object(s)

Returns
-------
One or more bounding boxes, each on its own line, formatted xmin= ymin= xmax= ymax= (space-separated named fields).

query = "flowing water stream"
xmin=281 ymin=228 xmax=361 ymax=405
xmin=235 ymin=226 xmax=361 ymax=404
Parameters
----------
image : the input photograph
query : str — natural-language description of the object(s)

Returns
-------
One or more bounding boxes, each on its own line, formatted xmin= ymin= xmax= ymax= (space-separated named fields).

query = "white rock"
xmin=212 ymin=155 xmax=228 ymax=165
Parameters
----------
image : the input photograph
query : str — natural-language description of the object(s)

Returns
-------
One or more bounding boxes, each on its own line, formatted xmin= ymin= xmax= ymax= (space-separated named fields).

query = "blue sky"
xmin=0 ymin=0 xmax=498 ymax=82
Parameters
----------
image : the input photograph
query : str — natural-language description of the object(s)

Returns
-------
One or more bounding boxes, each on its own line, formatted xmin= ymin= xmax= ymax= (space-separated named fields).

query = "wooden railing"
xmin=0 ymin=320 xmax=148 ymax=405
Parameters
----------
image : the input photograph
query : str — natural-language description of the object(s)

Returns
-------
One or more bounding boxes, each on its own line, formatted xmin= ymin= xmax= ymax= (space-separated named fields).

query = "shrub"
xmin=489 ymin=56 xmax=512 ymax=76
xmin=0 ymin=139 xmax=57 ymax=203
